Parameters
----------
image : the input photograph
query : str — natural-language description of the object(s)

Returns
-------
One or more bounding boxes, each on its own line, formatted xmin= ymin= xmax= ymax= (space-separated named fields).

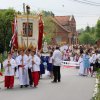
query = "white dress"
xmin=16 ymin=54 xmax=29 ymax=85
xmin=78 ymin=57 xmax=84 ymax=75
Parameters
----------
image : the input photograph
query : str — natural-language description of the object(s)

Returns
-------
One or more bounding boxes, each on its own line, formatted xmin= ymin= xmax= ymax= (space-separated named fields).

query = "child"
xmin=3 ymin=52 xmax=16 ymax=89
xmin=78 ymin=54 xmax=84 ymax=76
xmin=47 ymin=52 xmax=53 ymax=78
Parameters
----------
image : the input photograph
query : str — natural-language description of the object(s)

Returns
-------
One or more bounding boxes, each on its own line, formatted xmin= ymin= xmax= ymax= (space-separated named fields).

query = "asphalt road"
xmin=0 ymin=67 xmax=95 ymax=100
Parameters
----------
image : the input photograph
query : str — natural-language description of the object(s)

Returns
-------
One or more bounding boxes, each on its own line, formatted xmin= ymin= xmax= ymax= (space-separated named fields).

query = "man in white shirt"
xmin=52 ymin=46 xmax=62 ymax=83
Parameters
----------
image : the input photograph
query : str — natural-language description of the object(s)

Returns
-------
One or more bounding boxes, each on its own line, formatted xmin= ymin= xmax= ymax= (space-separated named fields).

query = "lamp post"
xmin=26 ymin=5 xmax=30 ymax=48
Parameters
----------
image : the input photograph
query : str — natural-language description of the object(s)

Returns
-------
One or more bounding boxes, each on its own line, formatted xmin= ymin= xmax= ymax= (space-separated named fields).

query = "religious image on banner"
xmin=43 ymin=41 xmax=48 ymax=53
xmin=23 ymin=22 xmax=33 ymax=37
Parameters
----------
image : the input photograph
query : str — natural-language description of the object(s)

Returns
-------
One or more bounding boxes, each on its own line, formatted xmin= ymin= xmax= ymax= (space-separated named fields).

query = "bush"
xmin=79 ymin=32 xmax=96 ymax=45
xmin=92 ymin=69 xmax=100 ymax=100
xmin=0 ymin=51 xmax=7 ymax=71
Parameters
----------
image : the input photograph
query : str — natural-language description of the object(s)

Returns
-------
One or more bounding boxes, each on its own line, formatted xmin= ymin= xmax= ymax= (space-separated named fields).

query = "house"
xmin=51 ymin=15 xmax=78 ymax=45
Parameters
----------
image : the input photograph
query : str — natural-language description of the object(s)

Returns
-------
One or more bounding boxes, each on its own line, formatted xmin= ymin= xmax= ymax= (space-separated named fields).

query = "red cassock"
xmin=5 ymin=76 xmax=14 ymax=88
xmin=32 ymin=72 xmax=39 ymax=87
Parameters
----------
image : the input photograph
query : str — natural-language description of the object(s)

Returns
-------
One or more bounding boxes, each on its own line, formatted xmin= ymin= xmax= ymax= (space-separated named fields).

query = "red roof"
xmin=54 ymin=16 xmax=71 ymax=26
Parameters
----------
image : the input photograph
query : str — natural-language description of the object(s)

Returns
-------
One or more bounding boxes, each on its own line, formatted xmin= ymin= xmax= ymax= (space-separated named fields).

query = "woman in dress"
xmin=83 ymin=51 xmax=90 ymax=76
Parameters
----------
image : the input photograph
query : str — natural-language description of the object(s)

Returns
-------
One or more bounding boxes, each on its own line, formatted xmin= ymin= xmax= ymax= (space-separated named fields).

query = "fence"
xmin=61 ymin=61 xmax=79 ymax=67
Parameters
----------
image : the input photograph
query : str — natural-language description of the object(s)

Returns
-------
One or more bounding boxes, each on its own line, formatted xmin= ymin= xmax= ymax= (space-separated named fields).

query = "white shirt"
xmin=89 ymin=56 xmax=93 ymax=63
xmin=29 ymin=55 xmax=41 ymax=72
xmin=52 ymin=49 xmax=62 ymax=66
xmin=91 ymin=54 xmax=97 ymax=64
xmin=16 ymin=54 xmax=29 ymax=69
xmin=97 ymin=54 xmax=100 ymax=63
xmin=3 ymin=58 xmax=17 ymax=76
xmin=27 ymin=55 xmax=32 ymax=68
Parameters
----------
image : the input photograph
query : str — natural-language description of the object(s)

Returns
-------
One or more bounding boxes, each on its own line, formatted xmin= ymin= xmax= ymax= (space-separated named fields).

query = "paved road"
xmin=0 ymin=67 xmax=95 ymax=100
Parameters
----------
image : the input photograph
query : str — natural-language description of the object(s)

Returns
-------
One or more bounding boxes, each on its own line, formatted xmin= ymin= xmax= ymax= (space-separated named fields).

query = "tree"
xmin=43 ymin=33 xmax=53 ymax=44
xmin=0 ymin=42 xmax=4 ymax=53
xmin=0 ymin=8 xmax=15 ymax=51
xmin=96 ymin=19 xmax=100 ymax=40
xmin=43 ymin=16 xmax=56 ymax=34
xmin=30 ymin=10 xmax=55 ymax=44
xmin=79 ymin=32 xmax=96 ymax=45
xmin=41 ymin=10 xmax=54 ymax=17
xmin=91 ymin=27 xmax=95 ymax=34
xmin=85 ymin=26 xmax=91 ymax=33
xmin=79 ymin=24 xmax=98 ymax=45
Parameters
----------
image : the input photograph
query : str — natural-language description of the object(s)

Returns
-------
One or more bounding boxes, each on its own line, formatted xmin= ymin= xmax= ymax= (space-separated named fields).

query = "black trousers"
xmin=28 ymin=68 xmax=33 ymax=85
xmin=53 ymin=66 xmax=61 ymax=82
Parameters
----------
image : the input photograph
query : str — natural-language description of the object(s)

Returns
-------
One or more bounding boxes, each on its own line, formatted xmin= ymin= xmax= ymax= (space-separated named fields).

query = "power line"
xmin=83 ymin=0 xmax=100 ymax=5
xmin=55 ymin=11 xmax=100 ymax=17
xmin=73 ymin=0 xmax=100 ymax=6
xmin=70 ymin=0 xmax=100 ymax=6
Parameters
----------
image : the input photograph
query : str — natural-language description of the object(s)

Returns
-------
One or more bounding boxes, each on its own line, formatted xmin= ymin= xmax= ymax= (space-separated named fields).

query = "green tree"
xmin=43 ymin=16 xmax=56 ymax=34
xmin=0 ymin=8 xmax=15 ymax=51
xmin=96 ymin=19 xmax=100 ymax=40
xmin=79 ymin=24 xmax=98 ymax=45
xmin=91 ymin=27 xmax=95 ymax=34
xmin=79 ymin=32 xmax=96 ymax=45
xmin=41 ymin=10 xmax=54 ymax=17
xmin=43 ymin=33 xmax=53 ymax=44
xmin=30 ymin=10 xmax=55 ymax=44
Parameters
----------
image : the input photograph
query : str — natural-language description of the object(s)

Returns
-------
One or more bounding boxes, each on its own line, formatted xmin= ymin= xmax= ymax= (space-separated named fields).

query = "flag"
xmin=10 ymin=16 xmax=18 ymax=50
xmin=0 ymin=72 xmax=3 ymax=76
xmin=38 ymin=15 xmax=44 ymax=50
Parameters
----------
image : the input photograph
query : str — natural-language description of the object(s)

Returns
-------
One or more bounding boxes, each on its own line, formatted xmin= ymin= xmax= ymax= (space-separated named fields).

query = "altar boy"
xmin=29 ymin=50 xmax=41 ymax=88
xmin=16 ymin=50 xmax=29 ymax=88
xmin=3 ymin=52 xmax=17 ymax=89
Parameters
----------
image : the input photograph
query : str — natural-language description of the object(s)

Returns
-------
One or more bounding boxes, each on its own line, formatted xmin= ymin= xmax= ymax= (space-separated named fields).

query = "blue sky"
xmin=0 ymin=0 xmax=100 ymax=29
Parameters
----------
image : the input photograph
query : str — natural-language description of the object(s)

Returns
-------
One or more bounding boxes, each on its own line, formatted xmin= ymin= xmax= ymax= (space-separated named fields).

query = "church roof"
xmin=52 ymin=16 xmax=73 ymax=33
xmin=54 ymin=16 xmax=72 ymax=26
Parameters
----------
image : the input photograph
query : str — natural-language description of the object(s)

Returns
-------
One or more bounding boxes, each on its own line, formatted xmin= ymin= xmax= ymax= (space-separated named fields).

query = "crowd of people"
xmin=1 ymin=44 xmax=100 ymax=89
xmin=61 ymin=44 xmax=100 ymax=76
xmin=2 ymin=46 xmax=62 ymax=89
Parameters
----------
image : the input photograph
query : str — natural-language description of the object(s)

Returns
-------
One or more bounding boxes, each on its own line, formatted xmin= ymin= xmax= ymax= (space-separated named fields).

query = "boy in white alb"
xmin=16 ymin=50 xmax=29 ymax=88
xmin=29 ymin=50 xmax=41 ymax=87
xmin=3 ymin=52 xmax=17 ymax=89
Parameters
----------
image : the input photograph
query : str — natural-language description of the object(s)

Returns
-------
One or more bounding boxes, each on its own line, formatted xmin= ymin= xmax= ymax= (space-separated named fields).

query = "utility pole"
xmin=23 ymin=3 xmax=25 ymax=14
xmin=26 ymin=5 xmax=30 ymax=48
